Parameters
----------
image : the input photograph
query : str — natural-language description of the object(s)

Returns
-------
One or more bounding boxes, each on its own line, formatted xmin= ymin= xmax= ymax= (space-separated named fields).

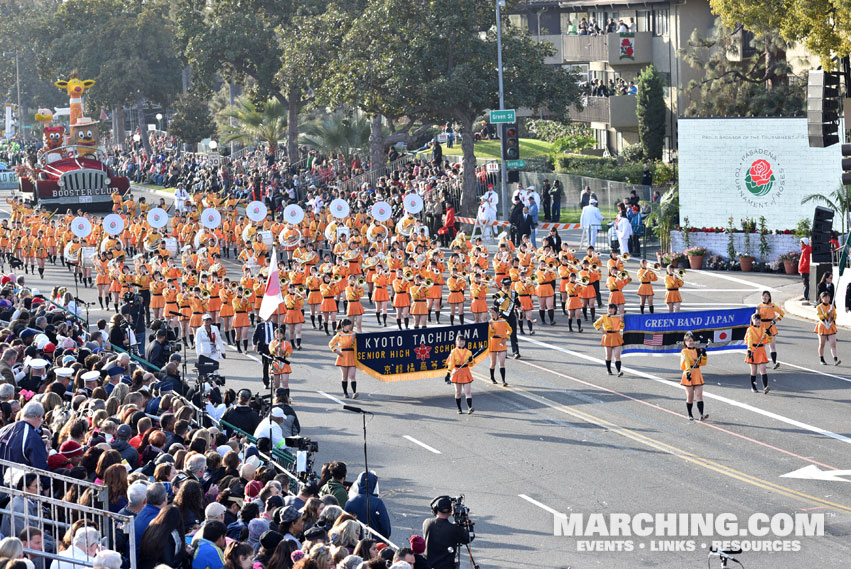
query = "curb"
xmin=783 ymin=297 xmax=851 ymax=330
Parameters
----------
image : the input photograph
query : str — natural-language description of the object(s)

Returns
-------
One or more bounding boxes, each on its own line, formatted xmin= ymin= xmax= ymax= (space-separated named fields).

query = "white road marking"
xmin=403 ymin=435 xmax=441 ymax=454
xmin=775 ymin=361 xmax=851 ymax=385
xmin=781 ymin=465 xmax=851 ymax=482
xmin=520 ymin=336 xmax=851 ymax=445
xmin=318 ymin=391 xmax=345 ymax=405
xmin=690 ymin=269 xmax=773 ymax=291
xmin=518 ymin=494 xmax=565 ymax=516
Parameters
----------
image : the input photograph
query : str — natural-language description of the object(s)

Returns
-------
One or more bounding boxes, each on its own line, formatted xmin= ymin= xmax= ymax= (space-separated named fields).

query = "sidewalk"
xmin=782 ymin=289 xmax=851 ymax=330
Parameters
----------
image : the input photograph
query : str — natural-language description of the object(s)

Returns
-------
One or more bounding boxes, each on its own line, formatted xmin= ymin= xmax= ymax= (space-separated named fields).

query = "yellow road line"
xmin=473 ymin=373 xmax=851 ymax=514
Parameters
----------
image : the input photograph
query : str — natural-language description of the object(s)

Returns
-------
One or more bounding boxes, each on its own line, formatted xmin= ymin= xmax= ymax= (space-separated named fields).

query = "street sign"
xmin=490 ymin=109 xmax=516 ymax=123
xmin=436 ymin=133 xmax=448 ymax=143
xmin=486 ymin=162 xmax=499 ymax=173
xmin=505 ymin=159 xmax=526 ymax=168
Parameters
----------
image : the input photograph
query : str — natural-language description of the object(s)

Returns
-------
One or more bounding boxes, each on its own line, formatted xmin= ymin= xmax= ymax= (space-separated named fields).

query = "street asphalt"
xmin=4 ymin=186 xmax=850 ymax=569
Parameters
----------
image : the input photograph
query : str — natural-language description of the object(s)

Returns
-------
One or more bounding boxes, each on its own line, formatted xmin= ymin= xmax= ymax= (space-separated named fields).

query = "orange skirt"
xmin=608 ymin=290 xmax=625 ymax=305
xmin=566 ymin=295 xmax=582 ymax=311
xmin=536 ymin=284 xmax=555 ymax=298
xmin=180 ymin=306 xmax=192 ymax=320
xmin=109 ymin=280 xmax=122 ymax=293
xmin=372 ymin=286 xmax=389 ymax=303
xmin=745 ymin=346 xmax=768 ymax=364
xmin=559 ymin=279 xmax=571 ymax=293
xmin=189 ymin=313 xmax=204 ymax=327
xmin=470 ymin=298 xmax=488 ymax=313
xmin=233 ymin=312 xmax=251 ymax=328
xmin=411 ymin=299 xmax=429 ymax=315
xmin=208 ymin=298 xmax=222 ymax=312
xmin=428 ymin=284 xmax=443 ymax=300
xmin=447 ymin=291 xmax=465 ymax=304
xmin=665 ymin=290 xmax=682 ymax=304
xmin=321 ymin=297 xmax=337 ymax=312
xmin=518 ymin=294 xmax=534 ymax=311
xmin=601 ymin=331 xmax=623 ymax=347
xmin=307 ymin=290 xmax=322 ymax=305
xmin=580 ymin=285 xmax=596 ymax=300
xmin=150 ymin=294 xmax=165 ymax=309
xmin=681 ymin=369 xmax=704 ymax=386
xmin=220 ymin=303 xmax=235 ymax=318
xmin=638 ymin=283 xmax=654 ymax=296
xmin=392 ymin=293 xmax=410 ymax=308
xmin=284 ymin=308 xmax=305 ymax=324
xmin=336 ymin=349 xmax=356 ymax=367
xmin=450 ymin=367 xmax=473 ymax=384
xmin=165 ymin=302 xmax=178 ymax=317
xmin=814 ymin=322 xmax=837 ymax=336
xmin=96 ymin=273 xmax=110 ymax=286
xmin=347 ymin=300 xmax=365 ymax=316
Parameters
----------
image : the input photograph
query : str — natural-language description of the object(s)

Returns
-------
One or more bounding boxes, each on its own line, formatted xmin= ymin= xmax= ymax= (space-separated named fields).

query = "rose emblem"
xmin=745 ymin=159 xmax=774 ymax=197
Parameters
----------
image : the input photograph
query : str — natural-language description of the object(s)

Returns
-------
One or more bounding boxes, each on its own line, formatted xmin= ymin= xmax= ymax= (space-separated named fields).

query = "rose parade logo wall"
xmin=619 ymin=33 xmax=635 ymax=61
xmin=734 ymin=149 xmax=785 ymax=208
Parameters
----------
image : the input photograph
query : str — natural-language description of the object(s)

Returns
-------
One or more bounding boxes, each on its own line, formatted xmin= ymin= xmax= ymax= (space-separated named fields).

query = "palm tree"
xmin=219 ymin=97 xmax=288 ymax=151
xmin=802 ymin=185 xmax=851 ymax=235
xmin=300 ymin=110 xmax=371 ymax=160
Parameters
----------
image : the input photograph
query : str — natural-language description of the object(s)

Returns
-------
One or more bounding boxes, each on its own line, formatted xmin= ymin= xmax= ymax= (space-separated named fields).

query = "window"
xmin=653 ymin=8 xmax=669 ymax=37
xmin=635 ymin=10 xmax=651 ymax=33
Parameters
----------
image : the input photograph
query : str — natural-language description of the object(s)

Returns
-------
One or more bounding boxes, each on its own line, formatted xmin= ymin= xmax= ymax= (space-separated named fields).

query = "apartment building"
xmin=509 ymin=0 xmax=716 ymax=158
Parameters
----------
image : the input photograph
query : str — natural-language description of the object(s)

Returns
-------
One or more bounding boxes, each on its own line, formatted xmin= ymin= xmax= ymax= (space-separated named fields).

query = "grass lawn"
xmin=555 ymin=206 xmax=617 ymax=225
xmin=439 ymin=138 xmax=553 ymax=160
xmin=133 ymin=183 xmax=175 ymax=194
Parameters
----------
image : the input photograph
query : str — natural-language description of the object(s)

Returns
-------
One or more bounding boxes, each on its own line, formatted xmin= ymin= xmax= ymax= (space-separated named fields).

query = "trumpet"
xmin=547 ymin=260 xmax=558 ymax=269
xmin=356 ymin=276 xmax=366 ymax=286
xmin=676 ymin=269 xmax=687 ymax=278
xmin=580 ymin=275 xmax=590 ymax=285
xmin=403 ymin=268 xmax=414 ymax=280
xmin=618 ymin=270 xmax=630 ymax=280
xmin=201 ymin=290 xmax=211 ymax=300
xmin=424 ymin=278 xmax=434 ymax=287
xmin=280 ymin=275 xmax=290 ymax=287
xmin=622 ymin=253 xmax=631 ymax=261
xmin=529 ymin=274 xmax=538 ymax=284
xmin=483 ymin=274 xmax=492 ymax=282
xmin=590 ymin=262 xmax=598 ymax=271
xmin=296 ymin=285 xmax=306 ymax=295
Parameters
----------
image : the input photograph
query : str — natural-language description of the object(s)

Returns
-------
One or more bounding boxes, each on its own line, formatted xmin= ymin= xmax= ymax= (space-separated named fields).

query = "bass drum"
xmin=259 ymin=230 xmax=274 ymax=246
xmin=163 ymin=237 xmax=178 ymax=257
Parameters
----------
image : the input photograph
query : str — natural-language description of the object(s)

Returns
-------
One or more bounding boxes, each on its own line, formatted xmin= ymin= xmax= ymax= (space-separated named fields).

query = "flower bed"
xmin=671 ymin=231 xmax=799 ymax=262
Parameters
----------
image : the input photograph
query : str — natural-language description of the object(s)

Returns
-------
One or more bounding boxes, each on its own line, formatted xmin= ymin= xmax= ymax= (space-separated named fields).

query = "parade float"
xmin=16 ymin=75 xmax=129 ymax=211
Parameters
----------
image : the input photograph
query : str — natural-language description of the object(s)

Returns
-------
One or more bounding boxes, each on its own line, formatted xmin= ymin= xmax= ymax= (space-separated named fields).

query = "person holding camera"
xmin=423 ymin=496 xmax=471 ymax=569
xmin=680 ymin=332 xmax=708 ymax=422
xmin=120 ymin=290 xmax=146 ymax=354
xmin=108 ymin=313 xmax=130 ymax=351
xmin=145 ymin=328 xmax=171 ymax=369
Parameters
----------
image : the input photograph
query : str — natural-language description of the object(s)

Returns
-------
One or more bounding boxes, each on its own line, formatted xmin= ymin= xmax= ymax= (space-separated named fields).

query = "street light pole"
xmin=496 ymin=0 xmax=509 ymax=222
xmin=4 ymin=51 xmax=22 ymax=143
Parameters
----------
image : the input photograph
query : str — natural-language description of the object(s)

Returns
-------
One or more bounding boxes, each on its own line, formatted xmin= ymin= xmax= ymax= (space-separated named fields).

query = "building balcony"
xmin=569 ymin=95 xmax=638 ymax=129
xmin=561 ymin=32 xmax=653 ymax=66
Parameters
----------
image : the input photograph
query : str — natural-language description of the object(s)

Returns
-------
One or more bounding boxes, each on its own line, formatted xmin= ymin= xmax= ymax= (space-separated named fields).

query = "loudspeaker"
xmin=812 ymin=206 xmax=834 ymax=263
xmin=507 ymin=170 xmax=520 ymax=184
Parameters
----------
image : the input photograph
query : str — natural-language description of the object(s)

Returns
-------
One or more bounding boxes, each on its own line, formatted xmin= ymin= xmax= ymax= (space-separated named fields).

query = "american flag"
xmin=643 ymin=333 xmax=664 ymax=346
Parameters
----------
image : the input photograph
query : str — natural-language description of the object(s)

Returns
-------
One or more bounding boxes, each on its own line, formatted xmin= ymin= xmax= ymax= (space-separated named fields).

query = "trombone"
xmin=621 ymin=253 xmax=631 ymax=262
xmin=580 ymin=275 xmax=590 ymax=285
xmin=296 ymin=284 xmax=307 ymax=295
xmin=618 ymin=270 xmax=630 ymax=280
xmin=528 ymin=274 xmax=539 ymax=284
xmin=676 ymin=268 xmax=687 ymax=279
xmin=424 ymin=278 xmax=434 ymax=287
xmin=356 ymin=276 xmax=366 ymax=286
xmin=403 ymin=268 xmax=414 ymax=280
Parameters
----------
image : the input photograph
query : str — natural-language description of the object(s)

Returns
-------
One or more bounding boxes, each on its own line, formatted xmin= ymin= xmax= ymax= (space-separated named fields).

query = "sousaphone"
xmin=366 ymin=223 xmax=389 ymax=244
xmin=279 ymin=225 xmax=303 ymax=248
xmin=194 ymin=230 xmax=219 ymax=250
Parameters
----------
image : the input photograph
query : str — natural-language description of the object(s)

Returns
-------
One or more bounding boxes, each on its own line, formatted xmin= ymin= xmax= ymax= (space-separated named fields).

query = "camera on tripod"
xmin=195 ymin=356 xmax=225 ymax=386
xmin=451 ymin=495 xmax=475 ymax=538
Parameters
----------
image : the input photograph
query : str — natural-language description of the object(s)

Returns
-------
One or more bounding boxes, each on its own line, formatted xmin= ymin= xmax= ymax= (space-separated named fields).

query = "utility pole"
xmin=3 ymin=51 xmax=22 ymax=143
xmin=496 ymin=0 xmax=509 ymax=221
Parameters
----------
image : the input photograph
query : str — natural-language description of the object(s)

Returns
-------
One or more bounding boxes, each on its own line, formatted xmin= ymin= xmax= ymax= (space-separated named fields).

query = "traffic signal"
xmin=502 ymin=123 xmax=519 ymax=162
xmin=811 ymin=205 xmax=835 ymax=263
xmin=807 ymin=70 xmax=842 ymax=148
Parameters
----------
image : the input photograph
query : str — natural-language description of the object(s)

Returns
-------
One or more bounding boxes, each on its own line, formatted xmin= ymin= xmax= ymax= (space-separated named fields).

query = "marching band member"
xmin=392 ymin=268 xmax=411 ymax=330
xmin=150 ymin=271 xmax=166 ymax=322
xmin=164 ymin=280 xmax=179 ymax=337
xmin=558 ymin=256 xmax=574 ymax=315
xmin=329 ymin=318 xmax=358 ymax=399
xmin=493 ymin=277 xmax=521 ymax=358
xmin=564 ymin=272 xmax=584 ymax=333
xmin=636 ymin=259 xmax=658 ymax=314
xmin=680 ymin=332 xmax=708 ymax=421
xmin=514 ymin=271 xmax=536 ymax=336
xmin=745 ymin=312 xmax=771 ymax=393
xmin=606 ymin=267 xmax=631 ymax=316
xmin=583 ymin=246 xmax=603 ymax=307
xmin=95 ymin=253 xmax=110 ymax=309
xmin=578 ymin=259 xmax=598 ymax=322
xmin=664 ymin=265 xmax=683 ymax=312
xmin=371 ymin=265 xmax=390 ymax=327
xmin=344 ymin=275 xmax=366 ymax=333
xmin=446 ymin=268 xmax=467 ymax=326
xmin=218 ymin=279 xmax=236 ymax=344
xmin=756 ymin=290 xmax=784 ymax=369
xmin=488 ymin=307 xmax=511 ymax=386
xmin=177 ymin=282 xmax=192 ymax=346
xmin=231 ymin=286 xmax=252 ymax=353
xmin=283 ymin=283 xmax=305 ymax=349
xmin=446 ymin=334 xmax=475 ymax=415
xmin=426 ymin=258 xmax=444 ymax=324
xmin=409 ymin=274 xmax=430 ymax=329
xmin=269 ymin=327 xmax=294 ymax=398
xmin=535 ymin=260 xmax=557 ymax=326
xmin=305 ymin=265 xmax=323 ymax=329
xmin=469 ymin=273 xmax=489 ymax=323
xmin=320 ymin=273 xmax=339 ymax=335
xmin=594 ymin=303 xmax=625 ymax=376
xmin=815 ymin=291 xmax=841 ymax=366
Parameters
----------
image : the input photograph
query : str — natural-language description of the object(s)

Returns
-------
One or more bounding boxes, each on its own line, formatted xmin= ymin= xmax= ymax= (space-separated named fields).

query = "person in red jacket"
xmin=437 ymin=202 xmax=456 ymax=247
xmin=799 ymin=237 xmax=812 ymax=303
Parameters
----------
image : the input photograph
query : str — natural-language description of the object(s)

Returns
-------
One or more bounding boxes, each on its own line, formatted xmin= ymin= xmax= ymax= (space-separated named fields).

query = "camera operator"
xmin=145 ymin=328 xmax=171 ymax=369
xmin=272 ymin=387 xmax=300 ymax=438
xmin=423 ymin=497 xmax=471 ymax=569
xmin=221 ymin=389 xmax=261 ymax=436
xmin=120 ymin=289 xmax=146 ymax=354
xmin=108 ymin=313 xmax=130 ymax=351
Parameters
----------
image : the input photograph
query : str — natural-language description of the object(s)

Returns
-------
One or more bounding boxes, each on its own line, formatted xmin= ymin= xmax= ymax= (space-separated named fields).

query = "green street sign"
xmin=490 ymin=109 xmax=516 ymax=123
xmin=506 ymin=159 xmax=526 ymax=168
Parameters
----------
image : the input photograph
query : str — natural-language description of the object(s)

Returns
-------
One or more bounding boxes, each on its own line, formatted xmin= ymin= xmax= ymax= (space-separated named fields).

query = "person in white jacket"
xmin=579 ymin=198 xmax=604 ymax=247
xmin=195 ymin=315 xmax=226 ymax=362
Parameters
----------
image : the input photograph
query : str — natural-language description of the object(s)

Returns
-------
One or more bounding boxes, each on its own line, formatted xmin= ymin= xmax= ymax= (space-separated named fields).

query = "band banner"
xmin=622 ymin=308 xmax=752 ymax=354
xmin=355 ymin=323 xmax=490 ymax=382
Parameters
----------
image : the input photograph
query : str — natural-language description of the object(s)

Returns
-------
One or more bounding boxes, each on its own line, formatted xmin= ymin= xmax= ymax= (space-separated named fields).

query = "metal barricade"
xmin=0 ymin=460 xmax=135 ymax=568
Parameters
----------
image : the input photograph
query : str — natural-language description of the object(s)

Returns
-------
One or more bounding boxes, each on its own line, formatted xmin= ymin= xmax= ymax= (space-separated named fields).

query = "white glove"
xmin=13 ymin=365 xmax=26 ymax=383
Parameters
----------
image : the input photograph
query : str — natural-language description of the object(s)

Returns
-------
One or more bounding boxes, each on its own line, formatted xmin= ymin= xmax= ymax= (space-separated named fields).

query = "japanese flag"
xmin=259 ymin=249 xmax=284 ymax=322
xmin=713 ymin=329 xmax=732 ymax=343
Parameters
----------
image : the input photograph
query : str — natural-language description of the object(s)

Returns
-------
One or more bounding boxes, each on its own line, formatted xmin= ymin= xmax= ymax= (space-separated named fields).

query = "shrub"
xmin=685 ymin=246 xmax=708 ymax=257
xmin=620 ymin=144 xmax=645 ymax=162
xmin=525 ymin=120 xmax=592 ymax=143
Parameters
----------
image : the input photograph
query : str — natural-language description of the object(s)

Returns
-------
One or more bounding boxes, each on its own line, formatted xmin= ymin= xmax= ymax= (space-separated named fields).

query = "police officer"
xmin=493 ymin=277 xmax=521 ymax=359
xmin=423 ymin=496 xmax=471 ymax=569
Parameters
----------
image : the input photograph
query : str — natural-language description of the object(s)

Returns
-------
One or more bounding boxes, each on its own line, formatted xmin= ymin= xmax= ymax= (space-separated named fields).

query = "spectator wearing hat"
xmin=110 ymin=424 xmax=139 ymax=469
xmin=253 ymin=407 xmax=287 ymax=450
xmin=59 ymin=440 xmax=85 ymax=467
xmin=103 ymin=366 xmax=125 ymax=396
xmin=81 ymin=370 xmax=100 ymax=394
xmin=0 ymin=401 xmax=48 ymax=480
xmin=53 ymin=367 xmax=74 ymax=395
xmin=408 ymin=535 xmax=428 ymax=569
xmin=580 ymin=197 xmax=604 ymax=248
xmin=277 ymin=505 xmax=304 ymax=549
xmin=19 ymin=358 xmax=48 ymax=392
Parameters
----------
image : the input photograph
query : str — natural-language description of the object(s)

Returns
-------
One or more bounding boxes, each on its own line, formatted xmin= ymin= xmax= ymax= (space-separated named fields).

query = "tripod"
xmin=454 ymin=542 xmax=479 ymax=569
